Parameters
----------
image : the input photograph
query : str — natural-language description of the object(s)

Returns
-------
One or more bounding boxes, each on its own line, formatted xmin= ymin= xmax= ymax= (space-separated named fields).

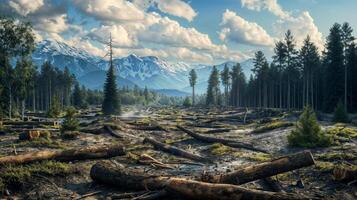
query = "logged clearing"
xmin=0 ymin=106 xmax=356 ymax=200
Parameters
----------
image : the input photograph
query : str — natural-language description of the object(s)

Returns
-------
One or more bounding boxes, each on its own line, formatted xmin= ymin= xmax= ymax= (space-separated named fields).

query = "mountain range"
xmin=32 ymin=39 xmax=254 ymax=96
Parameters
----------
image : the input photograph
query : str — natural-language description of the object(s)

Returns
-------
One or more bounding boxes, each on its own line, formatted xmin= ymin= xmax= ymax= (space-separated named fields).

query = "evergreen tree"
xmin=300 ymin=36 xmax=320 ymax=109
xmin=323 ymin=23 xmax=344 ymax=112
xmin=182 ymin=96 xmax=192 ymax=107
xmin=341 ymin=23 xmax=355 ymax=110
xmin=230 ymin=63 xmax=245 ymax=107
xmin=221 ymin=64 xmax=230 ymax=106
xmin=73 ymin=82 xmax=84 ymax=108
xmin=333 ymin=101 xmax=349 ymax=123
xmin=206 ymin=66 xmax=220 ymax=106
xmin=61 ymin=107 xmax=79 ymax=133
xmin=144 ymin=86 xmax=149 ymax=104
xmin=189 ymin=69 xmax=197 ymax=105
xmin=273 ymin=41 xmax=287 ymax=109
xmin=102 ymin=35 xmax=120 ymax=115
xmin=47 ymin=96 xmax=61 ymax=118
xmin=347 ymin=43 xmax=357 ymax=112
xmin=284 ymin=30 xmax=300 ymax=110
xmin=288 ymin=106 xmax=332 ymax=147
xmin=102 ymin=63 xmax=120 ymax=115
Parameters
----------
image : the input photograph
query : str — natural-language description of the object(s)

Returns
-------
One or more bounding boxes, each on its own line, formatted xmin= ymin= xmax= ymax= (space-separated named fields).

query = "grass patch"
xmin=253 ymin=121 xmax=293 ymax=133
xmin=15 ymin=137 xmax=67 ymax=149
xmin=210 ymin=143 xmax=233 ymax=155
xmin=233 ymin=152 xmax=272 ymax=162
xmin=0 ymin=161 xmax=72 ymax=192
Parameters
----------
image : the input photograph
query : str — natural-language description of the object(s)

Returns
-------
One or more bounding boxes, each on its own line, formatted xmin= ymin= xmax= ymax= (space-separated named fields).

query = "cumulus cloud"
xmin=73 ymin=0 xmax=145 ymax=23
xmin=219 ymin=10 xmax=275 ymax=47
xmin=34 ymin=14 xmax=68 ymax=33
xmin=240 ymin=0 xmax=324 ymax=50
xmin=8 ymin=0 xmax=44 ymax=16
xmin=241 ymin=0 xmax=288 ymax=18
xmin=153 ymin=0 xmax=197 ymax=21
xmin=274 ymin=11 xmax=324 ymax=50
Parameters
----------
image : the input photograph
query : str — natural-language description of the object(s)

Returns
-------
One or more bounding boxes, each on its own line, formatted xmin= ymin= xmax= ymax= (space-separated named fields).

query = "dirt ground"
xmin=0 ymin=106 xmax=356 ymax=200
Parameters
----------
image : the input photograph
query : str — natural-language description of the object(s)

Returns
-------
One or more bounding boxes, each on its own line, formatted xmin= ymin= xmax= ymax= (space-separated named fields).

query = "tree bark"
xmin=0 ymin=144 xmax=125 ymax=165
xmin=177 ymin=125 xmax=268 ymax=153
xmin=201 ymin=151 xmax=315 ymax=185
xmin=143 ymin=137 xmax=210 ymax=163
xmin=90 ymin=161 xmax=320 ymax=200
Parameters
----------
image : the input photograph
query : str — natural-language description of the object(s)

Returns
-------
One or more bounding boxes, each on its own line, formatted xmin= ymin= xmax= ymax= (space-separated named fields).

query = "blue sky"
xmin=2 ymin=0 xmax=357 ymax=64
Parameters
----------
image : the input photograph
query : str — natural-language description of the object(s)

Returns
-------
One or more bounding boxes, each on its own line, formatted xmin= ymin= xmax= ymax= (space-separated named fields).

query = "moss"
xmin=0 ymin=161 xmax=72 ymax=192
xmin=316 ymin=153 xmax=356 ymax=161
xmin=210 ymin=143 xmax=232 ymax=155
xmin=253 ymin=121 xmax=293 ymax=133
xmin=315 ymin=161 xmax=335 ymax=172
xmin=15 ymin=137 xmax=67 ymax=149
xmin=326 ymin=126 xmax=357 ymax=140
xmin=233 ymin=152 xmax=271 ymax=162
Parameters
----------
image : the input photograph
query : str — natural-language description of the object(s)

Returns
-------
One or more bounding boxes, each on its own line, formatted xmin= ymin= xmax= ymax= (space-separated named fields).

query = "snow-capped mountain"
xmin=32 ymin=40 xmax=102 ymax=78
xmin=32 ymin=40 xmax=254 ymax=95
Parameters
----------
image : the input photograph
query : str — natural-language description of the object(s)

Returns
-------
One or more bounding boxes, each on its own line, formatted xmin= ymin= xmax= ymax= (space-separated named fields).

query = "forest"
xmin=0 ymin=14 xmax=356 ymax=200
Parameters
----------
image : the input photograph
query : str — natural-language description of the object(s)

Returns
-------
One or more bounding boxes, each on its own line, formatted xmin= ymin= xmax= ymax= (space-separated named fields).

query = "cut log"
xmin=143 ymin=137 xmax=211 ymax=163
xmin=333 ymin=167 xmax=357 ymax=182
xmin=201 ymin=151 xmax=315 ymax=185
xmin=177 ymin=125 xmax=268 ymax=153
xmin=90 ymin=161 xmax=320 ymax=200
xmin=0 ymin=144 xmax=125 ymax=165
xmin=260 ymin=177 xmax=285 ymax=192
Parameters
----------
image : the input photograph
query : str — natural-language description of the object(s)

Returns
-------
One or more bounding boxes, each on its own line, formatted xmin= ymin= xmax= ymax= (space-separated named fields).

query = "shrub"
xmin=333 ymin=101 xmax=349 ymax=123
xmin=182 ymin=97 xmax=192 ymax=107
xmin=61 ymin=107 xmax=79 ymax=133
xmin=288 ymin=106 xmax=333 ymax=148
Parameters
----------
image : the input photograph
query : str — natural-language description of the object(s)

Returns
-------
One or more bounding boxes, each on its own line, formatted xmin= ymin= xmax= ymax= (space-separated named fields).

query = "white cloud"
xmin=240 ymin=0 xmax=324 ymax=50
xmin=154 ymin=0 xmax=197 ymax=21
xmin=34 ymin=14 xmax=68 ymax=33
xmin=274 ymin=11 xmax=324 ymax=50
xmin=73 ymin=0 xmax=145 ymax=23
xmin=241 ymin=0 xmax=289 ymax=18
xmin=8 ymin=0 xmax=44 ymax=16
xmin=89 ymin=25 xmax=138 ymax=48
xmin=219 ymin=10 xmax=275 ymax=47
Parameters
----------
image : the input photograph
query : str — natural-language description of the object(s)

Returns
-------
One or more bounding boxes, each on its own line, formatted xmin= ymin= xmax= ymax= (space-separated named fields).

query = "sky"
xmin=1 ymin=0 xmax=356 ymax=65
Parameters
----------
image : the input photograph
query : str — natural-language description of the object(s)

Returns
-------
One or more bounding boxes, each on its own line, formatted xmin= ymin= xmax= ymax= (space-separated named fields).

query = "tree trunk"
xmin=177 ymin=125 xmax=268 ymax=153
xmin=0 ymin=144 xmax=125 ymax=165
xmin=202 ymin=151 xmax=315 ymax=185
xmin=143 ymin=137 xmax=210 ymax=163
xmin=21 ymin=99 xmax=25 ymax=121
xmin=90 ymin=161 xmax=320 ymax=200
xmin=9 ymin=87 xmax=12 ymax=119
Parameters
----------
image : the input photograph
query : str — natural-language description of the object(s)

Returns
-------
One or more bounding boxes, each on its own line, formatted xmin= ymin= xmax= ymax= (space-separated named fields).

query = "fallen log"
xmin=201 ymin=151 xmax=315 ymax=185
xmin=177 ymin=125 xmax=268 ymax=153
xmin=204 ymin=128 xmax=231 ymax=134
xmin=0 ymin=144 xmax=125 ymax=165
xmin=333 ymin=167 xmax=357 ymax=182
xmin=90 ymin=161 xmax=319 ymax=200
xmin=104 ymin=125 xmax=123 ymax=138
xmin=143 ymin=137 xmax=211 ymax=163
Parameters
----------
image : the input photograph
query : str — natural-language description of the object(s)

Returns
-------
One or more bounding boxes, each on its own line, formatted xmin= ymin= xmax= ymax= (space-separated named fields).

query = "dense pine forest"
xmin=199 ymin=24 xmax=357 ymax=115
